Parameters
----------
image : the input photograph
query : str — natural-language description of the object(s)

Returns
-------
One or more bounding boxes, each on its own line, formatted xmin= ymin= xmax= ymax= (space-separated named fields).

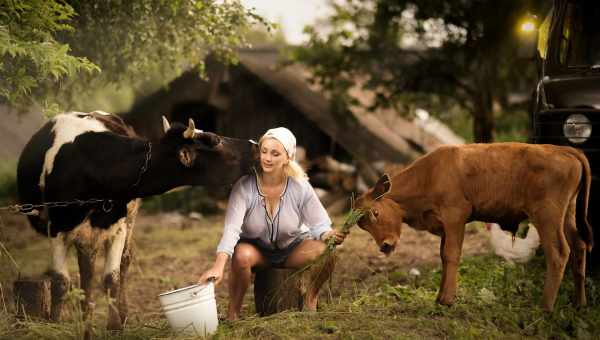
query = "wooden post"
xmin=13 ymin=278 xmax=52 ymax=319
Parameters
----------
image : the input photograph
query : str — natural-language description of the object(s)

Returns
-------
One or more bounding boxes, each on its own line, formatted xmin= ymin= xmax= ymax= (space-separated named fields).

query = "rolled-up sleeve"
xmin=300 ymin=181 xmax=332 ymax=240
xmin=216 ymin=178 xmax=247 ymax=257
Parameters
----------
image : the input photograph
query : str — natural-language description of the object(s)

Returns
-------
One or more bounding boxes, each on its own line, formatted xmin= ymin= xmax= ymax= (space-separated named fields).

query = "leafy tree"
xmin=294 ymin=0 xmax=546 ymax=142
xmin=0 ymin=1 xmax=98 ymax=106
xmin=0 ymin=0 xmax=267 ymax=112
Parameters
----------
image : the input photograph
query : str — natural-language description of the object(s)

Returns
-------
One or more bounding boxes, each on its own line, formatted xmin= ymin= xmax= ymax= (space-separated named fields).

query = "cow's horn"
xmin=183 ymin=118 xmax=196 ymax=139
xmin=162 ymin=116 xmax=171 ymax=133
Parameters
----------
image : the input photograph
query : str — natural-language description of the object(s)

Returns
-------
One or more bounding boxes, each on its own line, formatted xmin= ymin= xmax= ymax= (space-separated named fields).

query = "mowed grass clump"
xmin=2 ymin=210 xmax=600 ymax=339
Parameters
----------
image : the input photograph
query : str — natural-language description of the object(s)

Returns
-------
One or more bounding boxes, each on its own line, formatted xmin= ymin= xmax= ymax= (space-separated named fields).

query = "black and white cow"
xmin=17 ymin=111 xmax=255 ymax=330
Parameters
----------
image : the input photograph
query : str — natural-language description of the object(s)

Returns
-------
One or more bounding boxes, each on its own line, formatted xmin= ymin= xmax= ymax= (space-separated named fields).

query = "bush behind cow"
xmin=355 ymin=142 xmax=592 ymax=311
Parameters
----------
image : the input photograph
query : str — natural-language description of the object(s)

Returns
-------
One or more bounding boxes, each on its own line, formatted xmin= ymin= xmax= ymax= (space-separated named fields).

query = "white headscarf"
xmin=262 ymin=127 xmax=297 ymax=160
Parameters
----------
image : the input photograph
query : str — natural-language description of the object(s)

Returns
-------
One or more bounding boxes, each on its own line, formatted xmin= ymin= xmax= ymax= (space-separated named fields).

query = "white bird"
xmin=486 ymin=223 xmax=540 ymax=263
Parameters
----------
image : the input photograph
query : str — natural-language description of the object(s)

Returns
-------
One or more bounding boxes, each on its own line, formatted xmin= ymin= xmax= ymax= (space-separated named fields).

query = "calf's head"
xmin=355 ymin=174 xmax=404 ymax=255
xmin=161 ymin=117 xmax=257 ymax=189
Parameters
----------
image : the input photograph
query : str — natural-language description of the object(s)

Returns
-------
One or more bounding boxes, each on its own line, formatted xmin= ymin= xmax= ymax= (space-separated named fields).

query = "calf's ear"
xmin=372 ymin=174 xmax=392 ymax=200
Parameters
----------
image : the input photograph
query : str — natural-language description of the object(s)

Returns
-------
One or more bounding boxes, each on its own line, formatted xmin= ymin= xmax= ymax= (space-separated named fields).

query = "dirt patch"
xmin=0 ymin=210 xmax=492 ymax=322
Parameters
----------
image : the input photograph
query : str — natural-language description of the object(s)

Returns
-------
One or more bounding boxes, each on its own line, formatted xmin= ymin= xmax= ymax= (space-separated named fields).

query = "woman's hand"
xmin=197 ymin=252 xmax=229 ymax=286
xmin=198 ymin=266 xmax=224 ymax=286
xmin=320 ymin=229 xmax=347 ymax=245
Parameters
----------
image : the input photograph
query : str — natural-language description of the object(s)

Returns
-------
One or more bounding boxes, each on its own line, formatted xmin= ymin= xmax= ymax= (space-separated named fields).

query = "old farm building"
xmin=123 ymin=48 xmax=462 ymax=185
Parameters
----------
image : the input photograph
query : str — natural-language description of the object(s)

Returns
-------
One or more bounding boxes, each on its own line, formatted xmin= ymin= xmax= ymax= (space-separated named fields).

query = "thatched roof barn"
xmin=124 ymin=48 xmax=462 ymax=183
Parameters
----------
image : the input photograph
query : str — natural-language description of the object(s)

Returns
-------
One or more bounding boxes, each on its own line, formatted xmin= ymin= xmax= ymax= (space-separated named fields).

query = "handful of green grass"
xmin=323 ymin=206 xmax=364 ymax=253
xmin=287 ymin=203 xmax=364 ymax=280
xmin=268 ymin=205 xmax=364 ymax=309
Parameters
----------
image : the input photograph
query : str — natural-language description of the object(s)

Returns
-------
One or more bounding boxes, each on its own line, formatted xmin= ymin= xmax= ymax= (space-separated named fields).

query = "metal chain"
xmin=131 ymin=141 xmax=152 ymax=188
xmin=0 ymin=198 xmax=111 ymax=215
xmin=1 ymin=142 xmax=151 ymax=216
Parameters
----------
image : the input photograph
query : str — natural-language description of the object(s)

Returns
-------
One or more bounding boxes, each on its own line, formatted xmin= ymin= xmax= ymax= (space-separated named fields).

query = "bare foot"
xmin=303 ymin=293 xmax=318 ymax=311
xmin=226 ymin=311 xmax=240 ymax=321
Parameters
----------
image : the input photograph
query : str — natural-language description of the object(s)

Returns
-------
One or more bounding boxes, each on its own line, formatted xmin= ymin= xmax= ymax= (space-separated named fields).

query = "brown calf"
xmin=355 ymin=143 xmax=592 ymax=311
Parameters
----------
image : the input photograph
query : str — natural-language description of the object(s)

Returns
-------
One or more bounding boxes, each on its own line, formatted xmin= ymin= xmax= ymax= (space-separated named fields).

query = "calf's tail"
xmin=572 ymin=149 xmax=594 ymax=252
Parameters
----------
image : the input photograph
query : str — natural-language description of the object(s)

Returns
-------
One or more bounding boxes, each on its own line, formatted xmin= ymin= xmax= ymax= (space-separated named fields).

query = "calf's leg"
xmin=436 ymin=223 xmax=465 ymax=306
xmin=565 ymin=199 xmax=587 ymax=307
xmin=533 ymin=209 xmax=570 ymax=311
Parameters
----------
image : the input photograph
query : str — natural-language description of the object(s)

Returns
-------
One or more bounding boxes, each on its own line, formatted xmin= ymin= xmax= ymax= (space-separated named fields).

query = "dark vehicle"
xmin=528 ymin=0 xmax=600 ymax=267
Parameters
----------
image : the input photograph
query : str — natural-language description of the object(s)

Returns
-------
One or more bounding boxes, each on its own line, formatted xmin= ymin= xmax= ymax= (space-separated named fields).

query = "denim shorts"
xmin=238 ymin=237 xmax=306 ymax=268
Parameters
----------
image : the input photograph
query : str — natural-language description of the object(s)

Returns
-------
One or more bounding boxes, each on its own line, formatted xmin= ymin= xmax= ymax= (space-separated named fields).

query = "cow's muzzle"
xmin=379 ymin=242 xmax=395 ymax=255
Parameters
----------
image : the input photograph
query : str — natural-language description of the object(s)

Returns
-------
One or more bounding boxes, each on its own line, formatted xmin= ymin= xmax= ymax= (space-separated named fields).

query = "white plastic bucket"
xmin=158 ymin=283 xmax=218 ymax=336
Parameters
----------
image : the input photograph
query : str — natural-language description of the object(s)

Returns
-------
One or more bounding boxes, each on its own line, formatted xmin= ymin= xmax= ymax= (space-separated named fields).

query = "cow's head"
xmin=355 ymin=174 xmax=404 ymax=255
xmin=161 ymin=117 xmax=257 ymax=189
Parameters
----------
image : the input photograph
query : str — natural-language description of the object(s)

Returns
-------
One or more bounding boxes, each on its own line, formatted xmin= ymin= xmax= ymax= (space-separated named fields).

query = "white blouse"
xmin=216 ymin=174 xmax=332 ymax=256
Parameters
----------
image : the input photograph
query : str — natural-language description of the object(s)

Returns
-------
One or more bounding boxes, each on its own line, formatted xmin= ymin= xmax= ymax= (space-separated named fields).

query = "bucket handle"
xmin=191 ymin=279 xmax=215 ymax=297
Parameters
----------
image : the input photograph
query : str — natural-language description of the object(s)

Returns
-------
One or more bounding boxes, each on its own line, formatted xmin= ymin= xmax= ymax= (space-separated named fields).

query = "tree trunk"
xmin=472 ymin=93 xmax=495 ymax=143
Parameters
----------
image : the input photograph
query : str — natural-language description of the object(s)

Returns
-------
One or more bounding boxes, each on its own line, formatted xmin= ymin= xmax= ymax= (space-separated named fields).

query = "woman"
xmin=198 ymin=127 xmax=346 ymax=320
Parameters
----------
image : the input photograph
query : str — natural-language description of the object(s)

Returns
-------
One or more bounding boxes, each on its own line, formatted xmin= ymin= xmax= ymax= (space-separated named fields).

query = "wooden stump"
xmin=254 ymin=268 xmax=302 ymax=316
xmin=253 ymin=255 xmax=336 ymax=316
xmin=13 ymin=278 xmax=51 ymax=319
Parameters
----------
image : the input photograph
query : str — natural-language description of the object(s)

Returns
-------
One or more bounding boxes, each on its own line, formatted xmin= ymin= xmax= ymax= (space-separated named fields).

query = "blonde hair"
xmin=285 ymin=159 xmax=308 ymax=180
xmin=258 ymin=136 xmax=308 ymax=181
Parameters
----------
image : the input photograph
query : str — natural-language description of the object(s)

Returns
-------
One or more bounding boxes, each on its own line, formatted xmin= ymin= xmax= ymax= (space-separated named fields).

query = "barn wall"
xmin=217 ymin=65 xmax=350 ymax=161
xmin=123 ymin=60 xmax=351 ymax=162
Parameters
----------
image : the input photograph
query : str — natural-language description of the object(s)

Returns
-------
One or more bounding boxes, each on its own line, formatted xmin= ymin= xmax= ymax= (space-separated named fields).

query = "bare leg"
xmin=228 ymin=243 xmax=267 ymax=320
xmin=284 ymin=239 xmax=329 ymax=311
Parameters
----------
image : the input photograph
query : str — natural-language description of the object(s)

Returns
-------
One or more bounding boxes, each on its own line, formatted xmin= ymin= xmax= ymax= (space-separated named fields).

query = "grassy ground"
xmin=0 ymin=161 xmax=17 ymax=206
xmin=1 ymin=211 xmax=599 ymax=339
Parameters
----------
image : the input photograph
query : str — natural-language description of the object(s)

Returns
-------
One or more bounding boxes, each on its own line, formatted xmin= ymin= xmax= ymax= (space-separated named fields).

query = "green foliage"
xmin=0 ymin=0 xmax=99 ymax=107
xmin=0 ymin=160 xmax=17 ymax=205
xmin=495 ymin=109 xmax=530 ymax=142
xmin=1 ymin=0 xmax=270 ymax=113
xmin=437 ymin=107 xmax=529 ymax=143
xmin=377 ymin=254 xmax=600 ymax=339
xmin=294 ymin=0 xmax=545 ymax=142
xmin=244 ymin=22 xmax=287 ymax=48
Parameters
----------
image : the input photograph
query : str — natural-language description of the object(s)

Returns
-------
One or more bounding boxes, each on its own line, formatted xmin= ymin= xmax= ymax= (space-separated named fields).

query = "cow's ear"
xmin=196 ymin=131 xmax=221 ymax=148
xmin=178 ymin=145 xmax=196 ymax=167
xmin=372 ymin=174 xmax=392 ymax=200
xmin=162 ymin=116 xmax=171 ymax=133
